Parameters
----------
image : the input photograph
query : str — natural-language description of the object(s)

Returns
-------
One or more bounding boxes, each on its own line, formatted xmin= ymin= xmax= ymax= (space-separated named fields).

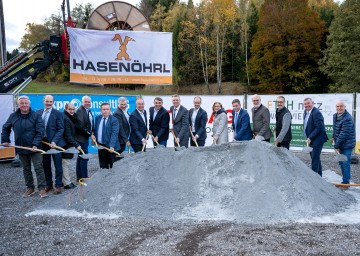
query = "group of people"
xmin=1 ymin=93 xmax=356 ymax=198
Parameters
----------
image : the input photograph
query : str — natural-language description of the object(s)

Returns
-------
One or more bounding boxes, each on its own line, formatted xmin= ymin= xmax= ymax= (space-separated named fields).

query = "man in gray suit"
xmin=113 ymin=97 xmax=131 ymax=154
xmin=251 ymin=94 xmax=271 ymax=142
xmin=170 ymin=95 xmax=189 ymax=148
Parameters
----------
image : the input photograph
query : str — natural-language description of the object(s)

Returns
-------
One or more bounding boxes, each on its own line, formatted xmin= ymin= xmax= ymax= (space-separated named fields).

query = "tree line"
xmin=7 ymin=0 xmax=360 ymax=94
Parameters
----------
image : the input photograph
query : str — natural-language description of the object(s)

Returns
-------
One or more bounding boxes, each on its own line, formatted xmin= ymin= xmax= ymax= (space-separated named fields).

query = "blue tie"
xmin=101 ymin=118 xmax=106 ymax=143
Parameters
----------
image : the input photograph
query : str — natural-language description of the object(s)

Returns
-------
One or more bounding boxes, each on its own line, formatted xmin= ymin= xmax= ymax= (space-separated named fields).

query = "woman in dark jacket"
xmin=62 ymin=103 xmax=81 ymax=189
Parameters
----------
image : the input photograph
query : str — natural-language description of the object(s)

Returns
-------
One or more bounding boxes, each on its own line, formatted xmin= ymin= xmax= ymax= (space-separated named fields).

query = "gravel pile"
xmin=1 ymin=143 xmax=360 ymax=255
xmin=32 ymin=141 xmax=354 ymax=224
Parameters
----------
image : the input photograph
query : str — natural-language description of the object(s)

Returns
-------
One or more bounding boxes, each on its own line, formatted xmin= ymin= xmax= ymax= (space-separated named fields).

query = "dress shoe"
xmin=64 ymin=183 xmax=76 ymax=189
xmin=45 ymin=186 xmax=53 ymax=193
xmin=53 ymin=187 xmax=62 ymax=194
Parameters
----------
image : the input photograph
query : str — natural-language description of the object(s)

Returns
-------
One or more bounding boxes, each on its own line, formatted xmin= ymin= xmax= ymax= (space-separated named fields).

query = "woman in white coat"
xmin=212 ymin=102 xmax=229 ymax=144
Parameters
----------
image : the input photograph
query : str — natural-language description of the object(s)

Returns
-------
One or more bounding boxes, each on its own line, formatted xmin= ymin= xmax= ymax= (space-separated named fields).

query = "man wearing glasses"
xmin=274 ymin=96 xmax=292 ymax=149
xmin=251 ymin=94 xmax=271 ymax=142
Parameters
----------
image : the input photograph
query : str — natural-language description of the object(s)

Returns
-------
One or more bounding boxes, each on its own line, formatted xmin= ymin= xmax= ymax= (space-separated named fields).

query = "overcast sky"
xmin=3 ymin=0 xmax=140 ymax=51
xmin=3 ymin=0 xmax=343 ymax=52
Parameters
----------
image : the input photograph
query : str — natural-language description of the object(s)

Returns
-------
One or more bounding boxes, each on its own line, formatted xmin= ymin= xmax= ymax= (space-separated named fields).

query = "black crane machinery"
xmin=0 ymin=0 xmax=74 ymax=93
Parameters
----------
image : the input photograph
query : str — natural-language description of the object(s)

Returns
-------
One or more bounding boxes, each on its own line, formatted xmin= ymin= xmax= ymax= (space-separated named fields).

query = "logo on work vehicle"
xmin=112 ymin=34 xmax=135 ymax=61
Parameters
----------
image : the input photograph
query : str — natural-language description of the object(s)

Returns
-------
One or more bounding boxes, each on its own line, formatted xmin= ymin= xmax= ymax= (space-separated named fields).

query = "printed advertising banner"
xmin=23 ymin=93 xmax=357 ymax=152
xmin=68 ymin=28 xmax=172 ymax=85
xmin=249 ymin=94 xmax=354 ymax=150
xmin=356 ymin=93 xmax=360 ymax=154
xmin=26 ymin=94 xmax=137 ymax=153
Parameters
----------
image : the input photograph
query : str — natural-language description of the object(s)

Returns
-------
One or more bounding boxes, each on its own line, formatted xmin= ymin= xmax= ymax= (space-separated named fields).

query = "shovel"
xmin=141 ymin=133 xmax=150 ymax=152
xmin=42 ymin=141 xmax=65 ymax=154
xmin=189 ymin=128 xmax=199 ymax=147
xmin=152 ymin=135 xmax=165 ymax=149
xmin=1 ymin=144 xmax=46 ymax=154
xmin=91 ymin=138 xmax=104 ymax=149
xmin=332 ymin=183 xmax=360 ymax=187
xmin=170 ymin=129 xmax=184 ymax=151
xmin=272 ymin=128 xmax=277 ymax=146
xmin=64 ymin=147 xmax=81 ymax=154
xmin=102 ymin=145 xmax=124 ymax=158
xmin=78 ymin=148 xmax=91 ymax=159
xmin=255 ymin=135 xmax=265 ymax=141
xmin=335 ymin=149 xmax=347 ymax=162
xmin=302 ymin=141 xmax=313 ymax=153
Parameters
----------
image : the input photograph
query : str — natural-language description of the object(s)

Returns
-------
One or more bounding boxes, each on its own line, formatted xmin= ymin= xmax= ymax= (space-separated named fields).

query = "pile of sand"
xmin=35 ymin=140 xmax=355 ymax=224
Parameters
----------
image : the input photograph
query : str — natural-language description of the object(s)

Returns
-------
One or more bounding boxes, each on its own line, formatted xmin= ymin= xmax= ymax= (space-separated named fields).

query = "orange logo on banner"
xmin=112 ymin=34 xmax=135 ymax=61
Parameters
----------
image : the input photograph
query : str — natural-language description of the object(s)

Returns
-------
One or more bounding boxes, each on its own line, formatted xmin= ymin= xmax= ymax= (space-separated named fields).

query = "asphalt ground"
xmin=0 ymin=150 xmax=359 ymax=256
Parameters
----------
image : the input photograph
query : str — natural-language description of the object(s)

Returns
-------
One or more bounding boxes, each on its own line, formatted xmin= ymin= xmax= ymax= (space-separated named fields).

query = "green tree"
xmin=71 ymin=3 xmax=94 ymax=29
xmin=19 ymin=23 xmax=52 ymax=50
xmin=249 ymin=0 xmax=327 ymax=93
xmin=320 ymin=0 xmax=360 ymax=92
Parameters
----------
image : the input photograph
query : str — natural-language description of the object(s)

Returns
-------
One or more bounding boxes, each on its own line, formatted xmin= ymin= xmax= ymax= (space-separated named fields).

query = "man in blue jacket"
xmin=303 ymin=98 xmax=328 ymax=176
xmin=232 ymin=99 xmax=252 ymax=141
xmin=333 ymin=100 xmax=356 ymax=184
xmin=129 ymin=98 xmax=148 ymax=153
xmin=37 ymin=95 xmax=66 ymax=194
xmin=91 ymin=102 xmax=120 ymax=169
xmin=149 ymin=97 xmax=170 ymax=147
xmin=1 ymin=96 xmax=47 ymax=198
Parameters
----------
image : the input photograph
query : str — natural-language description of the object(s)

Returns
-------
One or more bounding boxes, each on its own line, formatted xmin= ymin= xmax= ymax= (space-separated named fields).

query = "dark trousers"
xmin=98 ymin=147 xmax=115 ymax=169
xmin=190 ymin=139 xmax=205 ymax=147
xmin=118 ymin=143 xmax=126 ymax=154
xmin=310 ymin=144 xmax=324 ymax=176
xmin=42 ymin=144 xmax=63 ymax=188
xmin=277 ymin=141 xmax=290 ymax=150
xmin=132 ymin=144 xmax=145 ymax=153
xmin=76 ymin=140 xmax=89 ymax=180
xmin=19 ymin=153 xmax=46 ymax=190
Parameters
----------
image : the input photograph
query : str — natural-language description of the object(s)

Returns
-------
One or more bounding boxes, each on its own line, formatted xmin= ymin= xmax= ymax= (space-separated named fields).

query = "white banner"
xmin=68 ymin=28 xmax=172 ymax=85
xmin=143 ymin=95 xmax=245 ymax=147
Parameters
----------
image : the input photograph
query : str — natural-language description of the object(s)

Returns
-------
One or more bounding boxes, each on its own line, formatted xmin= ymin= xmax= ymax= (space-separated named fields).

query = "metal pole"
xmin=0 ymin=0 xmax=7 ymax=66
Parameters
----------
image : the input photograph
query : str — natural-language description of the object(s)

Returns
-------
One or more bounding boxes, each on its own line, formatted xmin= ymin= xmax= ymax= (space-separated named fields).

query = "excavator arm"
xmin=0 ymin=35 xmax=62 ymax=93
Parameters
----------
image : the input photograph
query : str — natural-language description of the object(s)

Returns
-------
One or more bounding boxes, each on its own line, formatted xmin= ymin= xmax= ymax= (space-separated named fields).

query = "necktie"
xmin=43 ymin=109 xmax=50 ymax=136
xmin=101 ymin=118 xmax=106 ymax=143
xmin=304 ymin=111 xmax=309 ymax=137
xmin=234 ymin=112 xmax=239 ymax=129
xmin=153 ymin=109 xmax=157 ymax=121
xmin=174 ymin=108 xmax=177 ymax=119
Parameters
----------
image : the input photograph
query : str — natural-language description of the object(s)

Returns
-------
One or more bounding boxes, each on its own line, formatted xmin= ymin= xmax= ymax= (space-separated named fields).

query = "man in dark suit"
xmin=149 ymin=97 xmax=170 ymax=147
xmin=231 ymin=99 xmax=252 ymax=142
xmin=75 ymin=95 xmax=94 ymax=182
xmin=113 ymin=97 xmax=131 ymax=154
xmin=129 ymin=98 xmax=148 ymax=153
xmin=303 ymin=97 xmax=328 ymax=176
xmin=170 ymin=95 xmax=190 ymax=148
xmin=189 ymin=96 xmax=207 ymax=147
xmin=37 ymin=95 xmax=66 ymax=194
xmin=91 ymin=103 xmax=120 ymax=169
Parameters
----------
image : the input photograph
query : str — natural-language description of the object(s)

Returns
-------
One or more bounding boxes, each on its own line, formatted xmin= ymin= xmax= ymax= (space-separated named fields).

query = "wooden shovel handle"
xmin=92 ymin=138 xmax=99 ymax=148
xmin=2 ymin=144 xmax=46 ymax=154
xmin=189 ymin=128 xmax=199 ymax=147
xmin=101 ymin=145 xmax=122 ymax=157
xmin=152 ymin=135 xmax=159 ymax=145
xmin=78 ymin=148 xmax=85 ymax=155
xmin=170 ymin=129 xmax=181 ymax=147
xmin=41 ymin=141 xmax=65 ymax=151
xmin=141 ymin=133 xmax=150 ymax=152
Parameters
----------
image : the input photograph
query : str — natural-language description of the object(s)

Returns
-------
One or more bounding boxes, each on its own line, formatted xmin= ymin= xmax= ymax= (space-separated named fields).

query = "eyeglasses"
xmin=277 ymin=101 xmax=284 ymax=103
xmin=252 ymin=100 xmax=259 ymax=102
